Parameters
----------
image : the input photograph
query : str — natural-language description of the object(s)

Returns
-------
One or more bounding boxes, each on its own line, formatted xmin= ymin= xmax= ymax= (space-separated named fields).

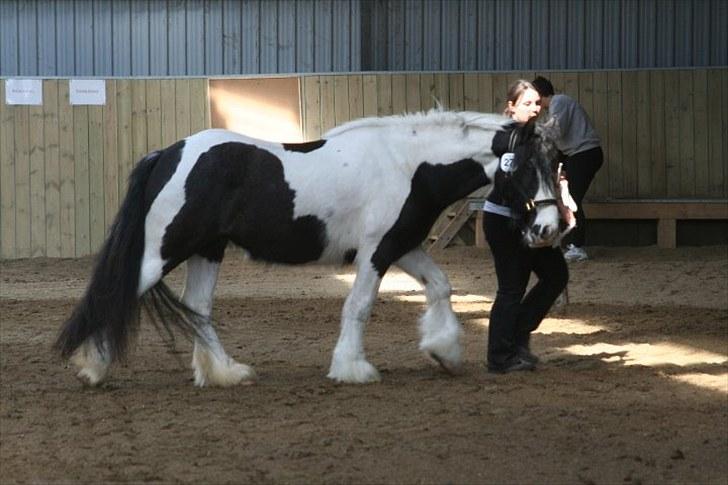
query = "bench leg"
xmin=475 ymin=211 xmax=485 ymax=248
xmin=657 ymin=218 xmax=676 ymax=249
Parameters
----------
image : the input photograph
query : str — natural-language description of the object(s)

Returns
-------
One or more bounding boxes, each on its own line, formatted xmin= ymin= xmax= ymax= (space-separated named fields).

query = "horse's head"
xmin=491 ymin=120 xmax=562 ymax=248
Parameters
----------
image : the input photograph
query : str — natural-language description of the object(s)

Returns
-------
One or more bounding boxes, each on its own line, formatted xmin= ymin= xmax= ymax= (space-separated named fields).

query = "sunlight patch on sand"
xmin=535 ymin=317 xmax=606 ymax=335
xmin=562 ymin=342 xmax=727 ymax=367
xmin=334 ymin=272 xmax=421 ymax=293
xmin=670 ymin=373 xmax=728 ymax=393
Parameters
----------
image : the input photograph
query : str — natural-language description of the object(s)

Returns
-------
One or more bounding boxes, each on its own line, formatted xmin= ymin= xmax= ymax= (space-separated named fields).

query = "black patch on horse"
xmin=282 ymin=140 xmax=327 ymax=153
xmin=159 ymin=142 xmax=327 ymax=271
xmin=370 ymin=159 xmax=489 ymax=276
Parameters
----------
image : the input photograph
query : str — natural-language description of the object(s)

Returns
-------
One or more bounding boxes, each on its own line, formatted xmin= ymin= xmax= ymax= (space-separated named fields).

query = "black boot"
xmin=487 ymin=355 xmax=536 ymax=374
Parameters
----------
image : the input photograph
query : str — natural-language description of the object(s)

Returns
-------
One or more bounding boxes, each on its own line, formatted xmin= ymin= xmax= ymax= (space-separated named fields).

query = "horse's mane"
xmin=323 ymin=108 xmax=510 ymax=139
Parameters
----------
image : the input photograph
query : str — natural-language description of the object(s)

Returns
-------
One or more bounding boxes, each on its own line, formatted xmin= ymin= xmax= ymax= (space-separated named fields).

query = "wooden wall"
xmin=0 ymin=78 xmax=209 ymax=259
xmin=301 ymin=68 xmax=727 ymax=201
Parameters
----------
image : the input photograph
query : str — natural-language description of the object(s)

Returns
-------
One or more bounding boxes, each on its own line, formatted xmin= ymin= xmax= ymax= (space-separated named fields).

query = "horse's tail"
xmin=54 ymin=150 xmax=162 ymax=363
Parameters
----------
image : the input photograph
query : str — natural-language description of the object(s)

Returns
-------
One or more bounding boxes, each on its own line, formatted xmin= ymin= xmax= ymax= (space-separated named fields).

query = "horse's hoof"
xmin=75 ymin=368 xmax=105 ymax=387
xmin=428 ymin=352 xmax=462 ymax=376
xmin=327 ymin=360 xmax=381 ymax=383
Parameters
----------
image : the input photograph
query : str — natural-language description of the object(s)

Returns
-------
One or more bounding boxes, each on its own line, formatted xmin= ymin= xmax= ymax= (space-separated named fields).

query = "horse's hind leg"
xmin=395 ymin=248 xmax=463 ymax=374
xmin=70 ymin=339 xmax=111 ymax=386
xmin=183 ymin=254 xmax=256 ymax=387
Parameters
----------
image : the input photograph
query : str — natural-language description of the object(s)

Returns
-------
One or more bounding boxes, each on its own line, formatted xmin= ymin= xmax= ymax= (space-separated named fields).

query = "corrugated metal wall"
xmin=363 ymin=0 xmax=728 ymax=71
xmin=0 ymin=0 xmax=361 ymax=76
xmin=1 ymin=0 xmax=725 ymax=77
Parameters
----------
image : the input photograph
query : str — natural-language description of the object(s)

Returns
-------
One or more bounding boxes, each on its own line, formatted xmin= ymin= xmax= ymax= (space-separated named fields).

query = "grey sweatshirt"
xmin=548 ymin=94 xmax=601 ymax=156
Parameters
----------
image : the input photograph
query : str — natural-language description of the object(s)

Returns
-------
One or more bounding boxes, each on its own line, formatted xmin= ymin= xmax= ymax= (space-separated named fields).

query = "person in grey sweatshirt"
xmin=532 ymin=76 xmax=603 ymax=262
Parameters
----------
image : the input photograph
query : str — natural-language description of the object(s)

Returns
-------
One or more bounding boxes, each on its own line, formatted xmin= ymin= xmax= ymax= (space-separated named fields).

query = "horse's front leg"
xmin=327 ymin=261 xmax=383 ymax=384
xmin=395 ymin=248 xmax=463 ymax=374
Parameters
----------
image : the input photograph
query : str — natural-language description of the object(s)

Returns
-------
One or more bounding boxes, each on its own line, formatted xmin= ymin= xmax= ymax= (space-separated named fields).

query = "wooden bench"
xmin=428 ymin=198 xmax=728 ymax=251
xmin=578 ymin=199 xmax=728 ymax=248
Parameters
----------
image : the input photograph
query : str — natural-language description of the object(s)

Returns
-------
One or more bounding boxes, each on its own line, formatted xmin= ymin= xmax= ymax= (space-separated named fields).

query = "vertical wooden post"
xmin=657 ymin=218 xmax=676 ymax=249
xmin=475 ymin=211 xmax=485 ymax=248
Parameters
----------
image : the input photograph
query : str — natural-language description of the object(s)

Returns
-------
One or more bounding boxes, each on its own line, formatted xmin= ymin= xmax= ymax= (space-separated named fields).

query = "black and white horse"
xmin=54 ymin=109 xmax=562 ymax=387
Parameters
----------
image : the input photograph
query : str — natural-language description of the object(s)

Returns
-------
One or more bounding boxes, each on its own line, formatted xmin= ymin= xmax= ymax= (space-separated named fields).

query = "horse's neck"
xmin=376 ymin=124 xmax=476 ymax=168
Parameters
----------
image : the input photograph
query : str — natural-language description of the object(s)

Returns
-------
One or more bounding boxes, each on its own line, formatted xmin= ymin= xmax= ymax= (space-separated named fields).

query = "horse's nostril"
xmin=541 ymin=225 xmax=552 ymax=238
xmin=532 ymin=224 xmax=542 ymax=237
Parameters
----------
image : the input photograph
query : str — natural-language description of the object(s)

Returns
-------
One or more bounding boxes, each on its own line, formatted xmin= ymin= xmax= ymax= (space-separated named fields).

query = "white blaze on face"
xmin=525 ymin=169 xmax=560 ymax=247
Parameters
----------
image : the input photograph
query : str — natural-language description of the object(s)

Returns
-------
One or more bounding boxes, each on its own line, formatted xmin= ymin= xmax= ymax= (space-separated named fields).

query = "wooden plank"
xmin=14 ymin=105 xmax=31 ymax=258
xmin=563 ymin=72 xmax=579 ymax=100
xmin=621 ymin=71 xmax=638 ymax=197
xmin=606 ymin=71 xmax=623 ymax=198
xmin=636 ymin=71 xmax=652 ymax=197
xmin=189 ymin=78 xmax=208 ymax=134
xmin=104 ymin=80 xmax=119 ymax=232
xmin=302 ymin=76 xmax=322 ymax=140
xmin=433 ymin=73 xmax=449 ymax=109
xmin=73 ymin=104 xmax=90 ymax=257
xmin=577 ymin=72 xmax=594 ymax=120
xmin=174 ymin=79 xmax=191 ymax=139
xmin=145 ymin=79 xmax=162 ymax=151
xmin=0 ymin=81 xmax=16 ymax=258
xmin=376 ymin=74 xmax=392 ymax=116
xmin=650 ymin=70 xmax=667 ymax=197
xmin=348 ymin=75 xmax=364 ymax=120
xmin=362 ymin=74 xmax=377 ymax=117
xmin=88 ymin=104 xmax=105 ymax=253
xmin=319 ymin=76 xmax=336 ymax=133
xmin=591 ymin=72 xmax=609 ymax=198
xmin=663 ymin=70 xmax=681 ymax=197
xmin=204 ymin=78 xmax=211 ymax=130
xmin=706 ymin=69 xmax=724 ymax=197
xmin=405 ymin=73 xmax=420 ymax=113
xmin=29 ymin=99 xmax=46 ymax=257
xmin=116 ymin=79 xmax=133 ymax=198
xmin=419 ymin=73 xmax=435 ymax=111
xmin=43 ymin=80 xmax=61 ymax=258
xmin=391 ymin=74 xmax=406 ymax=114
xmin=692 ymin=69 xmax=709 ymax=197
xmin=549 ymin=72 xmax=566 ymax=95
xmin=160 ymin=79 xmax=176 ymax=148
xmin=492 ymin=73 xmax=509 ymax=116
xmin=449 ymin=73 xmax=464 ymax=111
xmin=58 ymin=80 xmax=75 ymax=258
xmin=132 ymin=80 xmax=148 ymax=163
xmin=477 ymin=74 xmax=494 ymax=113
xmin=463 ymin=73 xmax=479 ymax=111
xmin=678 ymin=70 xmax=695 ymax=197
xmin=333 ymin=75 xmax=350 ymax=126
xmin=583 ymin=202 xmax=728 ymax=219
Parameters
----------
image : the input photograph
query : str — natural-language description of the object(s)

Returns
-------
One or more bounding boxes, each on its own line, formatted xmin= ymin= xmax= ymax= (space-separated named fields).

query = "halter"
xmin=505 ymin=127 xmax=558 ymax=214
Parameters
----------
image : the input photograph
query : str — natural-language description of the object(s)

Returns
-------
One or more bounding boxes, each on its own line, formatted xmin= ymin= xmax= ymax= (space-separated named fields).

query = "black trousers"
xmin=562 ymin=146 xmax=604 ymax=247
xmin=484 ymin=212 xmax=569 ymax=366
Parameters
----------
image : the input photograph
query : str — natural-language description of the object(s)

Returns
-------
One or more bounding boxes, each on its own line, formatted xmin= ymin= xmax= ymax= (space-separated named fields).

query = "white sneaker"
xmin=564 ymin=244 xmax=588 ymax=262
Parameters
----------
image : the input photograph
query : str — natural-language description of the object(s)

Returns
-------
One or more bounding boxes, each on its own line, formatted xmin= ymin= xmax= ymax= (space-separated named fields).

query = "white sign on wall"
xmin=5 ymin=79 xmax=43 ymax=105
xmin=69 ymin=79 xmax=106 ymax=105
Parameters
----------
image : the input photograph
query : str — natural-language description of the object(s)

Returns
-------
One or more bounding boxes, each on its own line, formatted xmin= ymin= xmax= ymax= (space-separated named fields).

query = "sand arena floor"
xmin=1 ymin=245 xmax=726 ymax=484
